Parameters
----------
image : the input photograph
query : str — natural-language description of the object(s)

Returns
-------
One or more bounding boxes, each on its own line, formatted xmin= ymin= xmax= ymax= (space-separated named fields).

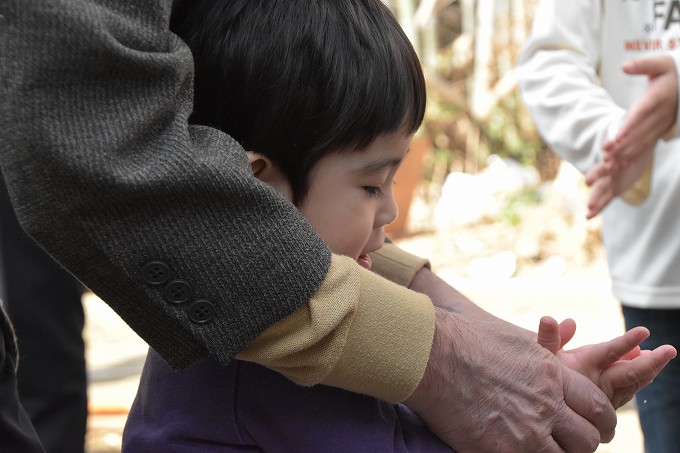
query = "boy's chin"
xmin=356 ymin=253 xmax=372 ymax=270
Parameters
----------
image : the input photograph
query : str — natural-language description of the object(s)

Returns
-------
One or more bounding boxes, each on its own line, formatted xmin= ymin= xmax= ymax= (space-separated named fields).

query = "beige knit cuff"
xmin=238 ymin=254 xmax=435 ymax=403
xmin=370 ymin=242 xmax=430 ymax=287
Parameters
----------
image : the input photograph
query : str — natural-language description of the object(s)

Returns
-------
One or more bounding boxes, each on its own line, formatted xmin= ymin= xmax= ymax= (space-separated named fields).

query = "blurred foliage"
xmin=498 ymin=188 xmax=543 ymax=226
xmin=385 ymin=0 xmax=557 ymax=183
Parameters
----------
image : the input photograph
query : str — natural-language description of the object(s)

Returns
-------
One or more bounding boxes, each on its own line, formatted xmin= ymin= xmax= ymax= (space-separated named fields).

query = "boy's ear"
xmin=247 ymin=152 xmax=271 ymax=179
xmin=246 ymin=152 xmax=293 ymax=200
xmin=248 ymin=151 xmax=279 ymax=183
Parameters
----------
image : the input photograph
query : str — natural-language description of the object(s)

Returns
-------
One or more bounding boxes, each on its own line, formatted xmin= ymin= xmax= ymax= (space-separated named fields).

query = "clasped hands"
xmin=404 ymin=267 xmax=676 ymax=453
xmin=586 ymin=54 xmax=678 ymax=217
xmin=407 ymin=308 xmax=675 ymax=453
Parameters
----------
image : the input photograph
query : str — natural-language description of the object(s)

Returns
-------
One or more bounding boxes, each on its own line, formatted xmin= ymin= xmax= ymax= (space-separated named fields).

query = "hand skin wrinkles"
xmin=406 ymin=308 xmax=606 ymax=453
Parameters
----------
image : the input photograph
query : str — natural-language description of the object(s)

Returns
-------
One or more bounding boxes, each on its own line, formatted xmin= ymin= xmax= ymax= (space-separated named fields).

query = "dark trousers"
xmin=622 ymin=305 xmax=680 ymax=453
xmin=0 ymin=179 xmax=87 ymax=453
xmin=0 ymin=308 xmax=44 ymax=453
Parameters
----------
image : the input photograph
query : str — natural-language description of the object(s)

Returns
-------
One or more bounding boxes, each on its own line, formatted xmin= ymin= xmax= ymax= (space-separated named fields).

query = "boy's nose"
xmin=377 ymin=192 xmax=399 ymax=228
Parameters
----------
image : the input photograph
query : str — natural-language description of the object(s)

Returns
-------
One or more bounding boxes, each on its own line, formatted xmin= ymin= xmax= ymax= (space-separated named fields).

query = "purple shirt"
xmin=123 ymin=349 xmax=453 ymax=452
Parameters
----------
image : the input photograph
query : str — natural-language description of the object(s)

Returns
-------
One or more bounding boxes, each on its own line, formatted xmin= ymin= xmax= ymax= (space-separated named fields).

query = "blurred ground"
xmin=84 ymin=161 xmax=645 ymax=453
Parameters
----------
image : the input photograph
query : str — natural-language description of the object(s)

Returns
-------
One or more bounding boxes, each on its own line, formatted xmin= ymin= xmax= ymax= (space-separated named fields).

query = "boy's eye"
xmin=363 ymin=186 xmax=385 ymax=198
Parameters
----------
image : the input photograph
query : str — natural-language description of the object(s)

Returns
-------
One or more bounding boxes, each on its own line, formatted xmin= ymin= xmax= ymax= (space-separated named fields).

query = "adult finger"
xmin=561 ymin=367 xmax=617 ymax=444
xmin=551 ymin=401 xmax=602 ymax=452
xmin=459 ymin=440 xmax=566 ymax=453
xmin=609 ymin=381 xmax=648 ymax=410
xmin=532 ymin=435 xmax=567 ymax=453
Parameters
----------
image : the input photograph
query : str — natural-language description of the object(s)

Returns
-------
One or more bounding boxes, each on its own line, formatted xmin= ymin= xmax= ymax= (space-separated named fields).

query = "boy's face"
xmin=296 ymin=132 xmax=411 ymax=270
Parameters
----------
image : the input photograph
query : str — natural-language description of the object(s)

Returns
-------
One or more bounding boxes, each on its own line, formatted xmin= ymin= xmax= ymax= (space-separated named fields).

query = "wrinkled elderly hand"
xmin=405 ymin=308 xmax=616 ymax=453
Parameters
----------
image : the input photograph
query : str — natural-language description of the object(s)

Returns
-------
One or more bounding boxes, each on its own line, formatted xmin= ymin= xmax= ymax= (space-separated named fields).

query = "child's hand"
xmin=537 ymin=316 xmax=677 ymax=409
xmin=607 ymin=56 xmax=677 ymax=164
xmin=582 ymin=55 xmax=677 ymax=218
xmin=584 ymin=150 xmax=652 ymax=219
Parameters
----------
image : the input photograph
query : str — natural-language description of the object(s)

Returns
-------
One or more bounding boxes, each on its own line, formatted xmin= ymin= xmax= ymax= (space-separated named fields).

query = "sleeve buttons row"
xmin=141 ymin=261 xmax=215 ymax=324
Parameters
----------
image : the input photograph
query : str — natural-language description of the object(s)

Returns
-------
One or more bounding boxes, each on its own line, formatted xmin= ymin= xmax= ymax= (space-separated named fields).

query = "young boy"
xmin=122 ymin=0 xmax=673 ymax=451
xmin=122 ymin=2 xmax=451 ymax=450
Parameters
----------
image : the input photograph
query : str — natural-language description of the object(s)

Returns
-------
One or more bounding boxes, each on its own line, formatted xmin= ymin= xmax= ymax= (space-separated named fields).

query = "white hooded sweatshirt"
xmin=518 ymin=0 xmax=680 ymax=308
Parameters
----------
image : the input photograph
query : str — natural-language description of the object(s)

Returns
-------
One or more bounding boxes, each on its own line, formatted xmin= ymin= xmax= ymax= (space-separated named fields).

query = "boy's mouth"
xmin=356 ymin=253 xmax=373 ymax=270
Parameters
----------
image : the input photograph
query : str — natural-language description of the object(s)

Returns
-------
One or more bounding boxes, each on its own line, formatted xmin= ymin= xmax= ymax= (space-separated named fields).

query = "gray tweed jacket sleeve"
xmin=0 ymin=0 xmax=331 ymax=369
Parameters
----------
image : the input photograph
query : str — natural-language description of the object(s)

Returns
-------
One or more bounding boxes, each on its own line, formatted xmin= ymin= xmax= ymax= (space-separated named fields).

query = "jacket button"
xmin=187 ymin=300 xmax=215 ymax=324
xmin=163 ymin=280 xmax=193 ymax=304
xmin=141 ymin=261 xmax=171 ymax=285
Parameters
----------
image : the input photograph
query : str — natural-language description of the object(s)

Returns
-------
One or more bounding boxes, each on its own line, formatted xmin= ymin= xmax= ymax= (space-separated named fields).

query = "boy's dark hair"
xmin=171 ymin=0 xmax=426 ymax=204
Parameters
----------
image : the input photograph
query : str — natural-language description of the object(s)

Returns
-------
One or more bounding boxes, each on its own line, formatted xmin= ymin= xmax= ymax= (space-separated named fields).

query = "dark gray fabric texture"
xmin=0 ymin=0 xmax=331 ymax=369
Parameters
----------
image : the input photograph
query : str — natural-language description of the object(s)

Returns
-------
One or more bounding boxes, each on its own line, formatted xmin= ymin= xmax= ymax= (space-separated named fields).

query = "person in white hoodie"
xmin=518 ymin=1 xmax=680 ymax=452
